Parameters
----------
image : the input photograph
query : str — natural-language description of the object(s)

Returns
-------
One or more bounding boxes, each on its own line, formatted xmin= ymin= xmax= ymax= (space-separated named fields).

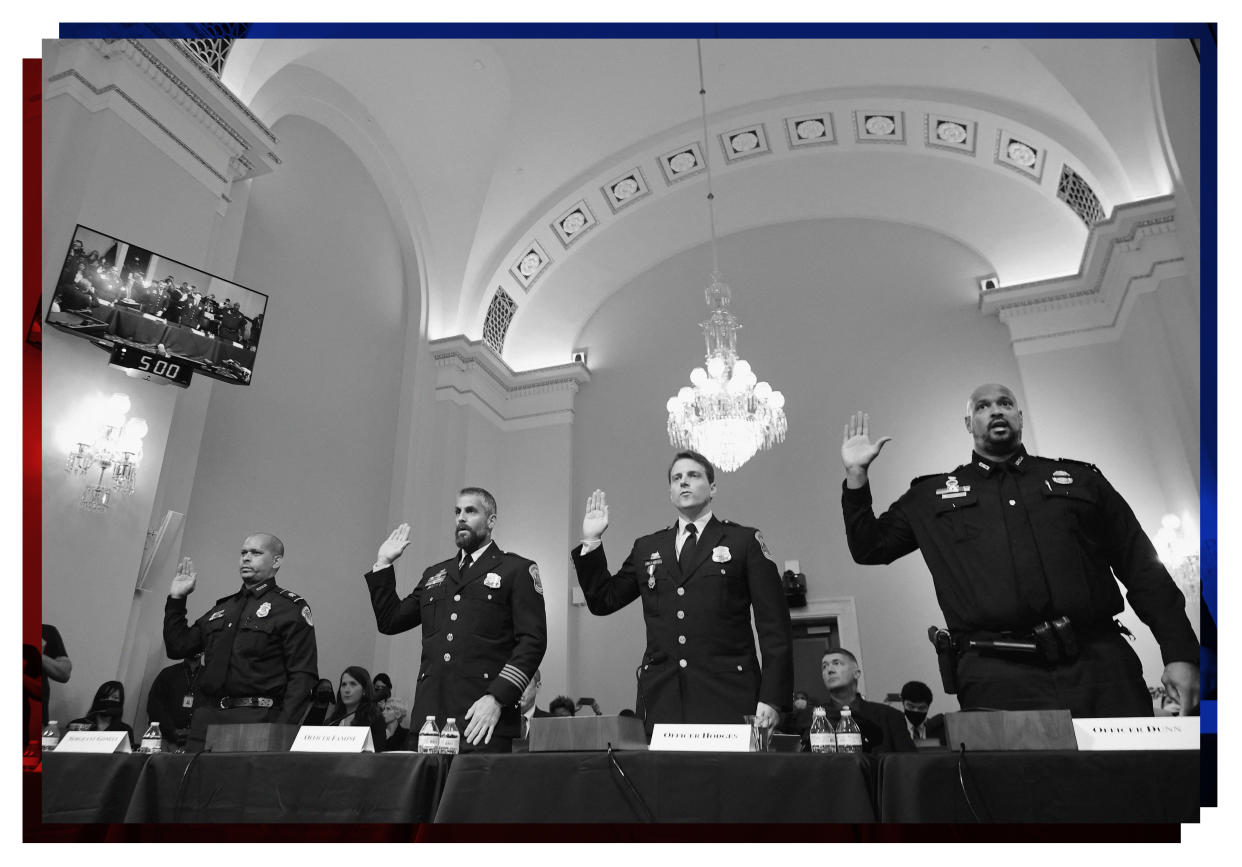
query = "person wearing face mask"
xmin=68 ymin=681 xmax=136 ymax=749
xmin=782 ymin=690 xmax=814 ymax=740
xmin=840 ymin=384 xmax=1200 ymax=719
xmin=898 ymin=680 xmax=945 ymax=745
xmin=372 ymin=672 xmax=393 ymax=704
xmin=302 ymin=678 xmax=337 ymax=726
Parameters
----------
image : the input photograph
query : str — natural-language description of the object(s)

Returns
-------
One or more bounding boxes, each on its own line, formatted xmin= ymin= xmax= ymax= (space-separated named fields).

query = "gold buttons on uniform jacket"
xmin=451 ymin=613 xmax=458 ymax=621
xmin=1008 ymin=499 xmax=1016 ymax=506
xmin=454 ymin=594 xmax=461 ymax=602
xmin=677 ymin=588 xmax=685 ymax=596
xmin=679 ymin=659 xmax=688 ymax=668
xmin=736 ymin=664 xmax=743 ymax=671
xmin=678 ymin=636 xmax=686 ymax=645
xmin=447 ymin=634 xmax=453 ymax=641
xmin=443 ymin=653 xmax=451 ymax=662
xmin=677 ymin=611 xmax=685 ymax=620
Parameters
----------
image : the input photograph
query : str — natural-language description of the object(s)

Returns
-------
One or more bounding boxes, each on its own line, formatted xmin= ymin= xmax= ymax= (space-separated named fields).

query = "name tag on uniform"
xmin=182 ymin=695 xmax=194 ymax=709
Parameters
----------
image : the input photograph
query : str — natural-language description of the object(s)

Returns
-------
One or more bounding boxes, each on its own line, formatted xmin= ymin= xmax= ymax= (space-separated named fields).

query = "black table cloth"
xmin=123 ymin=752 xmax=451 ymax=823
xmin=876 ymin=750 xmax=1198 ymax=823
xmin=43 ymin=752 xmax=152 ymax=823
xmin=433 ymin=751 xmax=878 ymax=823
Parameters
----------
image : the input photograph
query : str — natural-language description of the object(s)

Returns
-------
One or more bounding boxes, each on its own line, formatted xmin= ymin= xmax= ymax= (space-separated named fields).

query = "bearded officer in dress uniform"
xmin=163 ymin=533 xmax=319 ymax=751
xmin=363 ymin=487 xmax=547 ymax=753
xmin=572 ymin=450 xmax=794 ymax=736
xmin=840 ymin=383 xmax=1200 ymax=718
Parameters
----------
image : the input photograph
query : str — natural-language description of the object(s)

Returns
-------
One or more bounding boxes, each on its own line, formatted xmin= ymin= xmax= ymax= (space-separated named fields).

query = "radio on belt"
xmin=107 ymin=344 xmax=194 ymax=387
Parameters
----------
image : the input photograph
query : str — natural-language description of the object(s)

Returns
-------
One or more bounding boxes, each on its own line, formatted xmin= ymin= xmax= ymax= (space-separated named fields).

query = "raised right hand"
xmin=841 ymin=411 xmax=892 ymax=474
xmin=170 ymin=557 xmax=197 ymax=598
xmin=582 ymin=489 xmax=610 ymax=541
xmin=376 ymin=523 xmax=412 ymax=568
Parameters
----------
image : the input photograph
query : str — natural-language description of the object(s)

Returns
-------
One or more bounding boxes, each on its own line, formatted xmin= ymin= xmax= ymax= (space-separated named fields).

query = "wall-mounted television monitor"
xmin=43 ymin=225 xmax=269 ymax=387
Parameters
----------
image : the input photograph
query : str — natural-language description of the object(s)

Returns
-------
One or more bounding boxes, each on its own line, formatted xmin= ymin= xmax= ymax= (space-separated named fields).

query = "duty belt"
xmin=218 ymin=696 xmax=276 ymax=709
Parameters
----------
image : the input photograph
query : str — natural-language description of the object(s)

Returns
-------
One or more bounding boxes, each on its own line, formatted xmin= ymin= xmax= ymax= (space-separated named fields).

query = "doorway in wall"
xmin=791 ymin=618 xmax=839 ymax=703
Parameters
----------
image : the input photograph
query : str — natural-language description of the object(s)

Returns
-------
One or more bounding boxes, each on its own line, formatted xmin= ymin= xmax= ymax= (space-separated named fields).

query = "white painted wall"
xmin=175 ymin=114 xmax=408 ymax=690
xmin=569 ymin=217 xmax=1014 ymax=715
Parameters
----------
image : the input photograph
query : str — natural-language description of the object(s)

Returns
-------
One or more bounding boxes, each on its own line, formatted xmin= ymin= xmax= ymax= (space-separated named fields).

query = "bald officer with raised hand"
xmin=363 ymin=488 xmax=547 ymax=753
xmin=163 ymin=533 xmax=318 ymax=750
xmin=572 ymin=450 xmax=793 ymax=734
xmin=839 ymin=383 xmax=1199 ymax=718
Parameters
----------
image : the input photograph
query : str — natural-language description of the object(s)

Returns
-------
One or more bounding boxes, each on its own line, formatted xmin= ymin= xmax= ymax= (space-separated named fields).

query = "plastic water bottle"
xmin=438 ymin=718 xmax=460 ymax=755
xmin=41 ymin=720 xmax=61 ymax=752
xmin=417 ymin=715 xmax=440 ymax=753
xmin=140 ymin=722 xmax=163 ymax=753
xmin=809 ymin=706 xmax=835 ymax=754
xmin=835 ymin=706 xmax=863 ymax=754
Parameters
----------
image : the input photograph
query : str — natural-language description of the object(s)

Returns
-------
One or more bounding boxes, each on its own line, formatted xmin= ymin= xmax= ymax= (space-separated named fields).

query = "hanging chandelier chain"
xmin=696 ymin=39 xmax=719 ymax=277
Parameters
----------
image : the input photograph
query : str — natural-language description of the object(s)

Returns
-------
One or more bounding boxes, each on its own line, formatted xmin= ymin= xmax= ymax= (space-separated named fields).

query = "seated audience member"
xmin=575 ymin=697 xmax=602 ymax=716
xmin=381 ymin=697 xmax=411 ymax=750
xmin=324 ymin=666 xmax=387 ymax=751
xmin=820 ymin=649 xmax=915 ymax=753
xmin=899 ymin=680 xmax=945 ymax=744
xmin=548 ymin=695 xmax=576 ymax=718
xmin=146 ymin=653 xmax=204 ymax=750
xmin=373 ymin=672 xmax=393 ymax=703
xmin=618 ymin=709 xmax=637 ymax=718
xmin=783 ymin=690 xmax=814 ymax=738
xmin=68 ymin=680 xmax=137 ymax=749
xmin=302 ymin=679 xmax=337 ymax=726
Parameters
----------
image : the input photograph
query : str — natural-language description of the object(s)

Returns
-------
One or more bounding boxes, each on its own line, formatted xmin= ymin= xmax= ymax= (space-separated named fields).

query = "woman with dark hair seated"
xmin=302 ymin=678 xmax=337 ymax=726
xmin=68 ymin=680 xmax=136 ymax=749
xmin=324 ymin=666 xmax=387 ymax=751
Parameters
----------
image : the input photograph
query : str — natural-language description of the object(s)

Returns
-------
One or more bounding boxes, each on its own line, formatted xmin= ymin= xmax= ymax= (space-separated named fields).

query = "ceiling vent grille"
xmin=483 ymin=288 xmax=518 ymax=355
xmin=1057 ymin=165 xmax=1107 ymax=228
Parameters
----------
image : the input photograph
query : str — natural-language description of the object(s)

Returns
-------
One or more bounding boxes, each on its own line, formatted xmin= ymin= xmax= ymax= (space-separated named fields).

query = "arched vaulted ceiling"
xmin=223 ymin=37 xmax=1176 ymax=371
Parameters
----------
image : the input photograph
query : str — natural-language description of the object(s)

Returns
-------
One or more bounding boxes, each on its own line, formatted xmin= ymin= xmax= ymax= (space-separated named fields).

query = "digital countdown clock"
xmin=108 ymin=344 xmax=194 ymax=387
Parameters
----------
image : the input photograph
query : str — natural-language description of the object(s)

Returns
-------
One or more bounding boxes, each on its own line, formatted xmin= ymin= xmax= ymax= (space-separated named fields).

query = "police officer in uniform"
xmin=163 ymin=533 xmax=319 ymax=750
xmin=839 ymin=384 xmax=1199 ymax=718
xmin=572 ymin=450 xmax=793 ymax=735
xmin=363 ymin=488 xmax=547 ymax=753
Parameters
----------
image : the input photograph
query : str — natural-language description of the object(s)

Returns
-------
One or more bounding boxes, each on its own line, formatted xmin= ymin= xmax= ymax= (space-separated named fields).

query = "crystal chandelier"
xmin=665 ymin=42 xmax=787 ymax=472
xmin=61 ymin=392 xmax=148 ymax=511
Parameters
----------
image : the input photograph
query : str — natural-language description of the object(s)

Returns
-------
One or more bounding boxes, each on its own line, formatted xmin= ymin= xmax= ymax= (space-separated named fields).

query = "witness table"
xmin=433 ymin=751 xmax=878 ymax=822
xmin=42 ymin=752 xmax=449 ymax=823
xmin=875 ymin=750 xmax=1198 ymax=823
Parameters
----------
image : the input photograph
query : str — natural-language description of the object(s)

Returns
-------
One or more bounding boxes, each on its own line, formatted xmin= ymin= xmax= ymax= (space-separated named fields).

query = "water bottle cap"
xmin=446 ymin=717 xmax=456 ymax=723
xmin=813 ymin=706 xmax=825 ymax=715
xmin=49 ymin=720 xmax=58 ymax=725
xmin=426 ymin=715 xmax=436 ymax=720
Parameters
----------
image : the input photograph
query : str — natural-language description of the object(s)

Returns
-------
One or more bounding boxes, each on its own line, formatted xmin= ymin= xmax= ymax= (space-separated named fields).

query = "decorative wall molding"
xmin=46 ymin=39 xmax=282 ymax=196
xmin=430 ymin=335 xmax=591 ymax=430
xmin=979 ymin=196 xmax=1186 ymax=355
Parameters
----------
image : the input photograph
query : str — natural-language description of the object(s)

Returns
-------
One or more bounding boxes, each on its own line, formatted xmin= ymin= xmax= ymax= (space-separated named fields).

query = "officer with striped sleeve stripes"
xmin=363 ymin=487 xmax=547 ymax=753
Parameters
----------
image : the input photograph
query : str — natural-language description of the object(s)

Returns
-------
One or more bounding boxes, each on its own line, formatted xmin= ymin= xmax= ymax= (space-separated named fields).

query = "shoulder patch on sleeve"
xmin=529 ymin=563 xmax=543 ymax=595
xmin=754 ymin=530 xmax=777 ymax=565
xmin=301 ymin=605 xmax=314 ymax=626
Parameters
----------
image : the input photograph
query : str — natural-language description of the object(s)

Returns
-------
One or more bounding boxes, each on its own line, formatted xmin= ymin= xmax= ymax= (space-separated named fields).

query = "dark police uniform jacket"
xmin=163 ymin=580 xmax=319 ymax=724
xmin=365 ymin=543 xmax=547 ymax=739
xmin=841 ymin=447 xmax=1199 ymax=666
xmin=571 ymin=516 xmax=794 ymax=730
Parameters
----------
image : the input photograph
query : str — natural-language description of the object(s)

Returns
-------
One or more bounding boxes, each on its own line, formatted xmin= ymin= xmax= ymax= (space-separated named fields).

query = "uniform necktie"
xmin=197 ymin=593 xmax=246 ymax=697
xmin=678 ymin=523 xmax=698 ymax=575
xmin=459 ymin=551 xmax=472 ymax=572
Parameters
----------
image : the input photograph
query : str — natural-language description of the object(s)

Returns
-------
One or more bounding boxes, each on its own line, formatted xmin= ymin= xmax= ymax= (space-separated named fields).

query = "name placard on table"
xmin=1072 ymin=716 xmax=1199 ymax=750
xmin=290 ymin=726 xmax=375 ymax=753
xmin=649 ymin=724 xmax=751 ymax=752
xmin=55 ymin=731 xmax=132 ymax=753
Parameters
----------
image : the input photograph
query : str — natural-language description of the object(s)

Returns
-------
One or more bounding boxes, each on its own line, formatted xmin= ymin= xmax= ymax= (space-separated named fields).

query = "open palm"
xmin=841 ymin=411 xmax=892 ymax=471
xmin=582 ymin=489 xmax=610 ymax=540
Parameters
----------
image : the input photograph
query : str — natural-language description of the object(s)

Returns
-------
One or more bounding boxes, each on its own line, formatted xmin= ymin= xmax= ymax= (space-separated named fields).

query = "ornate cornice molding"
xmin=48 ymin=39 xmax=283 ymax=188
xmin=978 ymin=196 xmax=1187 ymax=354
xmin=430 ymin=335 xmax=590 ymax=430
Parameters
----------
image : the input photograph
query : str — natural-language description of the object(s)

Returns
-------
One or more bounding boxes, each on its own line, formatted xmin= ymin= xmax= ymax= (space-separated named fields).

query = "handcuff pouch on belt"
xmin=928 ymin=616 xmax=1081 ymax=694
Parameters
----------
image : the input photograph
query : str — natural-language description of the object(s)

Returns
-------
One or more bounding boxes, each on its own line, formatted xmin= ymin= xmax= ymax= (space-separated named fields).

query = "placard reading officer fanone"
xmin=291 ymin=726 xmax=374 ymax=752
xmin=649 ymin=724 xmax=751 ymax=752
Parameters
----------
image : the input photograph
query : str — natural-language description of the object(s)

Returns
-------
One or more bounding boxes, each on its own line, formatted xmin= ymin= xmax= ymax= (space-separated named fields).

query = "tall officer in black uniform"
xmin=839 ymin=383 xmax=1200 ymax=718
xmin=164 ymin=533 xmax=319 ymax=750
xmin=363 ymin=488 xmax=547 ymax=752
xmin=572 ymin=450 xmax=794 ymax=735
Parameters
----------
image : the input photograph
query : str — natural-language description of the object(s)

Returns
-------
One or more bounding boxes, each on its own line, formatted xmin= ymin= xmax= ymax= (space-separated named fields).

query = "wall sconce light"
xmin=59 ymin=392 xmax=148 ymax=512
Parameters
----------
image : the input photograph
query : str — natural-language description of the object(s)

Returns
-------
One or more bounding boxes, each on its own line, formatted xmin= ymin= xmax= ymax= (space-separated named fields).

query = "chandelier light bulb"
xmin=754 ymin=381 xmax=772 ymax=400
xmin=666 ymin=396 xmax=681 ymax=413
xmin=677 ymin=386 xmax=695 ymax=404
xmin=770 ymin=391 xmax=785 ymax=410
xmin=706 ymin=356 xmax=726 ymax=379
xmin=690 ymin=367 xmax=708 ymax=387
